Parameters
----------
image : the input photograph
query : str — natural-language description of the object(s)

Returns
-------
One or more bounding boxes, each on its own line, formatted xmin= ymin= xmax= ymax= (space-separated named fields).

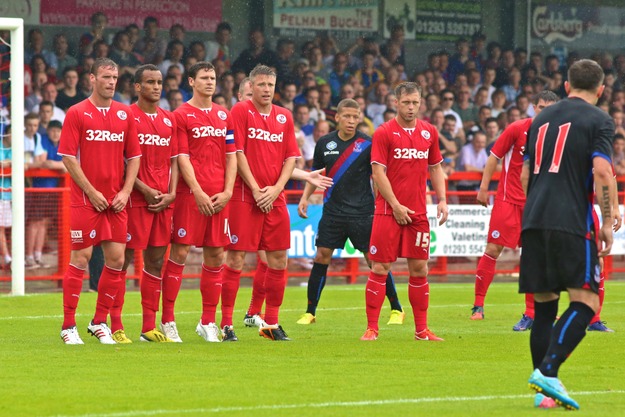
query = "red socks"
xmin=365 ymin=272 xmax=387 ymax=331
xmin=200 ymin=264 xmax=222 ymax=325
xmin=161 ymin=259 xmax=184 ymax=323
xmin=474 ymin=253 xmax=497 ymax=307
xmin=590 ymin=271 xmax=606 ymax=324
xmin=141 ymin=269 xmax=162 ymax=333
xmin=247 ymin=261 xmax=268 ymax=315
xmin=109 ymin=270 xmax=127 ymax=332
xmin=62 ymin=264 xmax=85 ymax=329
xmin=264 ymin=267 xmax=286 ymax=325
xmin=93 ymin=265 xmax=123 ymax=324
xmin=220 ymin=265 xmax=242 ymax=328
xmin=524 ymin=293 xmax=535 ymax=319
xmin=409 ymin=276 xmax=429 ymax=333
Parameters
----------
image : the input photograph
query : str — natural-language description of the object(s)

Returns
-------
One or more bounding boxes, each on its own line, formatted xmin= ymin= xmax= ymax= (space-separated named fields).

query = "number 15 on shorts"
xmin=415 ymin=231 xmax=430 ymax=247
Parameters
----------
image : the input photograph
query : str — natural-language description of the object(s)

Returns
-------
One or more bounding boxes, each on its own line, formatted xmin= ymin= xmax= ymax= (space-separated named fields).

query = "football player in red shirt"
xmin=362 ymin=82 xmax=448 ymax=341
xmin=107 ymin=64 xmax=179 ymax=343
xmin=159 ymin=61 xmax=237 ymax=343
xmin=58 ymin=58 xmax=141 ymax=344
xmin=471 ymin=91 xmax=558 ymax=330
xmin=221 ymin=65 xmax=301 ymax=341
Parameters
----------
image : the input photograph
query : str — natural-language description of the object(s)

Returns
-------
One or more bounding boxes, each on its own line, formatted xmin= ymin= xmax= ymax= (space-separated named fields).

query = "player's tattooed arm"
xmin=372 ymin=163 xmax=414 ymax=225
xmin=612 ymin=177 xmax=622 ymax=232
xmin=594 ymin=156 xmax=615 ymax=256
xmin=211 ymin=153 xmax=237 ymax=213
xmin=477 ymin=154 xmax=500 ymax=207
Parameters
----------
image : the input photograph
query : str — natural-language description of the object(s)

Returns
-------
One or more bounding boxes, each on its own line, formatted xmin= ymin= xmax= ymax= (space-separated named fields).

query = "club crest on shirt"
xmin=354 ymin=141 xmax=363 ymax=153
xmin=370 ymin=245 xmax=377 ymax=255
xmin=421 ymin=130 xmax=431 ymax=140
xmin=163 ymin=117 xmax=172 ymax=127
xmin=230 ymin=235 xmax=239 ymax=244
xmin=126 ymin=233 xmax=132 ymax=242
xmin=89 ymin=230 xmax=96 ymax=239
xmin=491 ymin=230 xmax=500 ymax=239
xmin=117 ymin=110 xmax=127 ymax=120
xmin=178 ymin=228 xmax=187 ymax=238
xmin=594 ymin=264 xmax=601 ymax=283
xmin=326 ymin=141 xmax=337 ymax=151
xmin=276 ymin=114 xmax=287 ymax=124
xmin=218 ymin=111 xmax=227 ymax=120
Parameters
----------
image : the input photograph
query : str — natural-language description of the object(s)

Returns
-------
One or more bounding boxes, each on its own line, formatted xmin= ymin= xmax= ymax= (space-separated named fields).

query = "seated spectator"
xmin=217 ymin=72 xmax=236 ymax=109
xmin=159 ymin=40 xmax=185 ymax=76
xmin=25 ymin=71 xmax=48 ymax=113
xmin=373 ymin=93 xmax=396 ymax=128
xmin=134 ymin=16 xmax=167 ymax=65
xmin=275 ymin=38 xmax=296 ymax=81
xmin=318 ymin=84 xmax=337 ymax=128
xmin=25 ymin=29 xmax=58 ymax=77
xmin=212 ymin=94 xmax=227 ymax=107
xmin=55 ymin=67 xmax=86 ymax=112
xmin=328 ymin=52 xmax=351 ymax=105
xmin=452 ymin=86 xmax=477 ymax=132
xmin=440 ymin=89 xmax=464 ymax=137
xmin=294 ymin=104 xmax=316 ymax=168
xmin=276 ymin=80 xmax=296 ymax=112
xmin=515 ymin=93 xmax=532 ymax=118
xmin=92 ymin=39 xmax=110 ymax=60
xmin=32 ymin=82 xmax=65 ymax=123
xmin=166 ymin=89 xmax=183 ymax=111
xmin=205 ymin=22 xmax=232 ymax=68
xmin=30 ymin=54 xmax=56 ymax=85
xmin=53 ymin=34 xmax=78 ymax=79
xmin=502 ymin=67 xmax=522 ymax=105
xmin=109 ymin=31 xmax=141 ymax=75
xmin=366 ymin=81 xmax=390 ymax=123
xmin=467 ymin=105 xmax=492 ymax=142
xmin=232 ymin=29 xmax=279 ymax=75
xmin=456 ymin=131 xmax=488 ymax=201
xmin=79 ymin=12 xmax=108 ymax=59
xmin=354 ymin=51 xmax=384 ymax=95
xmin=484 ymin=117 xmax=500 ymax=153
xmin=506 ymin=106 xmax=521 ymax=124
xmin=356 ymin=121 xmax=372 ymax=136
xmin=354 ymin=95 xmax=374 ymax=133
xmin=300 ymin=88 xmax=324 ymax=124
xmin=440 ymin=114 xmax=462 ymax=156
xmin=37 ymin=101 xmax=54 ymax=136
xmin=78 ymin=71 xmax=93 ymax=97
xmin=114 ymin=73 xmax=135 ymax=105
xmin=490 ymin=89 xmax=507 ymax=117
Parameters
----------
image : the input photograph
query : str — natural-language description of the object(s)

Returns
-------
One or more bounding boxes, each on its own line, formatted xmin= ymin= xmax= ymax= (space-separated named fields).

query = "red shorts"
xmin=369 ymin=214 xmax=430 ymax=263
xmin=487 ymin=200 xmax=523 ymax=249
xmin=127 ymin=206 xmax=173 ymax=250
xmin=70 ymin=205 xmax=127 ymax=250
xmin=226 ymin=201 xmax=290 ymax=252
xmin=171 ymin=192 xmax=231 ymax=248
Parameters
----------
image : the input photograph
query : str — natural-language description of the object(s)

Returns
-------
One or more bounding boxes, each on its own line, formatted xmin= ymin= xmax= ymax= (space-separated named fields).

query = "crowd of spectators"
xmin=3 ymin=13 xmax=625 ymax=270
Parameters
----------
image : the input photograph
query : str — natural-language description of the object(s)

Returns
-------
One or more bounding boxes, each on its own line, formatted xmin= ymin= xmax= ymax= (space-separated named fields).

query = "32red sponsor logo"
xmin=85 ymin=129 xmax=125 ymax=142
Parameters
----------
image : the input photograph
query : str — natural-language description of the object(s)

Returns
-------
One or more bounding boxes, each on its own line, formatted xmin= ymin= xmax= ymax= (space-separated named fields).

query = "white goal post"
xmin=0 ymin=18 xmax=25 ymax=296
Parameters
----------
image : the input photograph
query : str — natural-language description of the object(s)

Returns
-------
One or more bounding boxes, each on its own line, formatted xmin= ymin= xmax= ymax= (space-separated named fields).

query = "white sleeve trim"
xmin=57 ymin=152 xmax=76 ymax=158
xmin=371 ymin=160 xmax=387 ymax=168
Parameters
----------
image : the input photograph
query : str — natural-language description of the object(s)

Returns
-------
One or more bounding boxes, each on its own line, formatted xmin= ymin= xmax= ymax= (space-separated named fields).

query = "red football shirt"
xmin=58 ymin=99 xmax=141 ymax=207
xmin=231 ymin=100 xmax=301 ymax=206
xmin=128 ymin=104 xmax=178 ymax=207
xmin=371 ymin=118 xmax=443 ymax=216
xmin=174 ymin=102 xmax=236 ymax=196
xmin=490 ymin=118 xmax=531 ymax=206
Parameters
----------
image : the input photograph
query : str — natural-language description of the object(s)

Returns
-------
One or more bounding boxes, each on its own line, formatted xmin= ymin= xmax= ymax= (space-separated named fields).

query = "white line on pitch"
xmin=42 ymin=390 xmax=625 ymax=417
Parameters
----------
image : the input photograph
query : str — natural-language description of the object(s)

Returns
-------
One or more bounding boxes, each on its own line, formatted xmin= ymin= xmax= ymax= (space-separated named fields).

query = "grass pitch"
xmin=1 ymin=281 xmax=624 ymax=417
